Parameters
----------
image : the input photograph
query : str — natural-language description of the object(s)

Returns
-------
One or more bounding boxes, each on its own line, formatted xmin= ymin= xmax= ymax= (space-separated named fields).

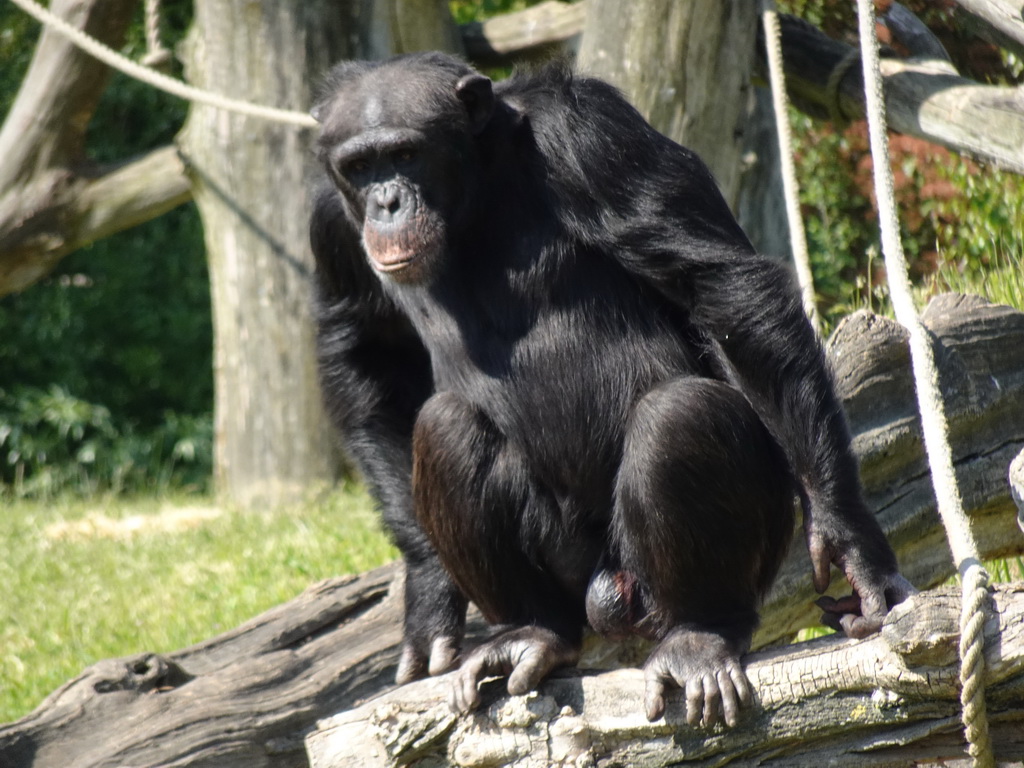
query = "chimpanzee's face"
xmin=314 ymin=58 xmax=493 ymax=284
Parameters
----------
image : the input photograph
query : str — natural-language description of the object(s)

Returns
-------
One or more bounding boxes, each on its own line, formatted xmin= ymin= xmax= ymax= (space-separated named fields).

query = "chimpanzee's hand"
xmin=449 ymin=626 xmax=579 ymax=713
xmin=805 ymin=517 xmax=916 ymax=639
xmin=396 ymin=634 xmax=461 ymax=684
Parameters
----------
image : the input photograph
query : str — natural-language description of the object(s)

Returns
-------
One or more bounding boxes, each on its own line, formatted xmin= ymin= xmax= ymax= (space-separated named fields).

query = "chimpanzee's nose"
xmin=368 ymin=183 xmax=408 ymax=224
xmin=375 ymin=186 xmax=400 ymax=215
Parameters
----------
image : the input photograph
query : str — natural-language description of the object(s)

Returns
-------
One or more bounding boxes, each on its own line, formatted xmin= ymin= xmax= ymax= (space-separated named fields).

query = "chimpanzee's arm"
xmin=546 ymin=77 xmax=912 ymax=634
xmin=613 ymin=191 xmax=913 ymax=636
xmin=310 ymin=184 xmax=466 ymax=678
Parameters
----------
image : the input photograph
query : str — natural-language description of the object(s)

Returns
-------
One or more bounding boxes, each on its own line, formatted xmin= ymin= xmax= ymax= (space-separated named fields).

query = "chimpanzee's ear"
xmin=455 ymin=74 xmax=494 ymax=135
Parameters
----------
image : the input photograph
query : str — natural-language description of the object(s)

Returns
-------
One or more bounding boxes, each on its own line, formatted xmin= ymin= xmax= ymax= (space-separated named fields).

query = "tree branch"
xmin=0 ymin=0 xmax=197 ymax=297
xmin=0 ymin=0 xmax=195 ymax=297
xmin=0 ymin=146 xmax=191 ymax=294
xmin=0 ymin=0 xmax=136 ymax=188
xmin=460 ymin=0 xmax=586 ymax=67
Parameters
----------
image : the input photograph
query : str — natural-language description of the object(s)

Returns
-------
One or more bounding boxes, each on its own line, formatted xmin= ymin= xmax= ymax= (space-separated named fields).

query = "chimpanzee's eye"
xmin=348 ymin=158 xmax=370 ymax=175
xmin=395 ymin=148 xmax=416 ymax=165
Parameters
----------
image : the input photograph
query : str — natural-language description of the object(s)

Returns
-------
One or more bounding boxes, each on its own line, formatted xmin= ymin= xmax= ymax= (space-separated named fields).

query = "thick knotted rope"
xmin=853 ymin=1 xmax=994 ymax=764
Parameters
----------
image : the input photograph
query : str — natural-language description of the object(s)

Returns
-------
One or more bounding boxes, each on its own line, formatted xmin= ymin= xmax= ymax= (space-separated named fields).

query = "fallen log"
xmin=306 ymin=586 xmax=1024 ymax=768
xmin=1 ymin=294 xmax=1022 ymax=767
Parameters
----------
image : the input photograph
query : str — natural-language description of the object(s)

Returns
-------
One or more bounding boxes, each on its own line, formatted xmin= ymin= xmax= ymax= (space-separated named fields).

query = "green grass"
xmin=0 ymin=483 xmax=397 ymax=723
xmin=922 ymin=243 xmax=1024 ymax=311
xmin=826 ymin=239 xmax=1024 ymax=330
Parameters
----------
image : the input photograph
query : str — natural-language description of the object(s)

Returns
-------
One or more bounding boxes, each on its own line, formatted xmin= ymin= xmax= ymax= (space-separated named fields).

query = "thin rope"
xmin=854 ymin=1 xmax=993 ymax=766
xmin=142 ymin=0 xmax=172 ymax=68
xmin=8 ymin=0 xmax=318 ymax=128
xmin=760 ymin=0 xmax=819 ymax=330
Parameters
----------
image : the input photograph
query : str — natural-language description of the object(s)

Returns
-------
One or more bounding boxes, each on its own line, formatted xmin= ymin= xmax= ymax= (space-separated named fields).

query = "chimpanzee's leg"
xmin=412 ymin=391 xmax=583 ymax=712
xmin=588 ymin=376 xmax=794 ymax=727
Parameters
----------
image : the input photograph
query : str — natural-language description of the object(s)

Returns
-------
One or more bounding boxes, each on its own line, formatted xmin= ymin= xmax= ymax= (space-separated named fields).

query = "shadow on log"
xmin=1 ymin=293 xmax=1023 ymax=767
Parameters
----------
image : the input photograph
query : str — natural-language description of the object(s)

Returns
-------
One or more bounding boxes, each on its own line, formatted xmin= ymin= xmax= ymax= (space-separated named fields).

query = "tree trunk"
xmin=175 ymin=2 xmax=350 ymax=506
xmin=175 ymin=0 xmax=460 ymax=506
xmin=3 ymin=295 xmax=1022 ymax=767
xmin=576 ymin=0 xmax=757 ymax=206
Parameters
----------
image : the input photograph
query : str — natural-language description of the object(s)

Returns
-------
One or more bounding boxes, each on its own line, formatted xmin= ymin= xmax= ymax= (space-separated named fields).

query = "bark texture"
xmin=576 ymin=0 xmax=757 ymax=206
xmin=2 ymin=295 xmax=1022 ymax=768
xmin=175 ymin=1 xmax=351 ymax=506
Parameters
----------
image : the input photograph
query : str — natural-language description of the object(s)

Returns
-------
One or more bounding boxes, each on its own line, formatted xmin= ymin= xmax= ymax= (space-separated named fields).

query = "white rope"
xmin=8 ymin=0 xmax=318 ymax=128
xmin=142 ymin=0 xmax=172 ymax=68
xmin=854 ymin=2 xmax=994 ymax=766
xmin=760 ymin=0 xmax=819 ymax=330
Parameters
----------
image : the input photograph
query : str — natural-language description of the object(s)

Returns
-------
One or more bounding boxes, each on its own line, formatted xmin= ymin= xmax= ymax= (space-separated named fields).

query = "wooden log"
xmin=771 ymin=14 xmax=1024 ymax=174
xmin=460 ymin=0 xmax=585 ymax=67
xmin=306 ymin=586 xmax=1024 ymax=768
xmin=0 ymin=567 xmax=405 ymax=768
xmin=1 ymin=294 xmax=1021 ymax=768
xmin=952 ymin=0 xmax=1024 ymax=57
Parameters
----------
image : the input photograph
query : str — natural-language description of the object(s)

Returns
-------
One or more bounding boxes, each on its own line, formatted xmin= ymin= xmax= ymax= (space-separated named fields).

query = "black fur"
xmin=309 ymin=53 xmax=912 ymax=725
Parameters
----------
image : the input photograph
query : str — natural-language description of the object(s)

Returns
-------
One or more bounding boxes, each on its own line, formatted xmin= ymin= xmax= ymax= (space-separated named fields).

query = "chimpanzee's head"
xmin=313 ymin=53 xmax=494 ymax=283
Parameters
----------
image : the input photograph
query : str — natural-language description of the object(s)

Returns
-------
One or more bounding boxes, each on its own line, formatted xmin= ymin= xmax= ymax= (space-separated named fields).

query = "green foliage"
xmin=924 ymin=240 xmax=1024 ymax=311
xmin=0 ymin=385 xmax=212 ymax=497
xmin=791 ymin=108 xmax=1024 ymax=330
xmin=0 ymin=487 xmax=396 ymax=722
xmin=0 ymin=206 xmax=211 ymax=497
xmin=0 ymin=4 xmax=38 ymax=117
xmin=448 ymin=0 xmax=544 ymax=25
xmin=790 ymin=114 xmax=873 ymax=316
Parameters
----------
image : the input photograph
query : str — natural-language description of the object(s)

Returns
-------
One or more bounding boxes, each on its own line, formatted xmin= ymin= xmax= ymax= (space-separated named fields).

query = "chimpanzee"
xmin=309 ymin=52 xmax=913 ymax=727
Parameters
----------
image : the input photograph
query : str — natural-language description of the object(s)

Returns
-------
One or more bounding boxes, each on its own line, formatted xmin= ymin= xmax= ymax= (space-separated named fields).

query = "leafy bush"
xmin=0 ymin=386 xmax=211 ymax=497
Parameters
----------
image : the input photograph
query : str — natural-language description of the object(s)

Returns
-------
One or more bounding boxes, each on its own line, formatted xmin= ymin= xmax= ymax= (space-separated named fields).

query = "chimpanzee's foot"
xmin=449 ymin=626 xmax=580 ymax=713
xmin=396 ymin=634 xmax=461 ymax=684
xmin=643 ymin=627 xmax=753 ymax=727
